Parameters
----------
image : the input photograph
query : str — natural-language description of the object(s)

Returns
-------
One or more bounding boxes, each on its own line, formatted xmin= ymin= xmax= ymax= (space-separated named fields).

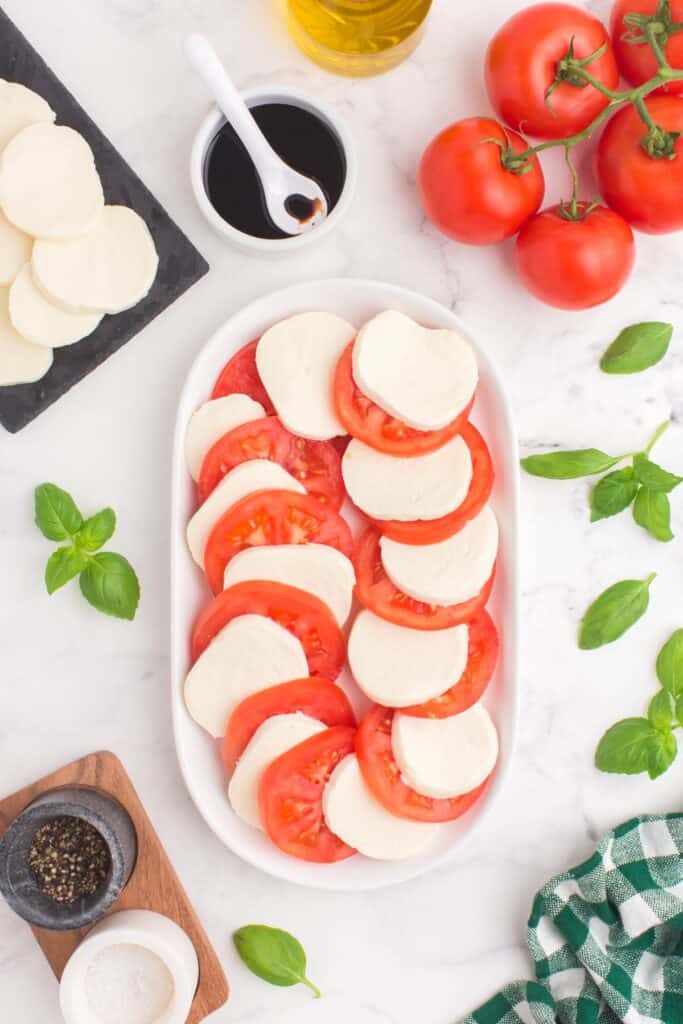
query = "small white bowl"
xmin=190 ymin=84 xmax=357 ymax=255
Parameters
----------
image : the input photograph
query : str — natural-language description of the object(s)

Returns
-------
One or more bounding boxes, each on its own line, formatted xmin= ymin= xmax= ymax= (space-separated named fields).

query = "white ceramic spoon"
xmin=185 ymin=33 xmax=328 ymax=236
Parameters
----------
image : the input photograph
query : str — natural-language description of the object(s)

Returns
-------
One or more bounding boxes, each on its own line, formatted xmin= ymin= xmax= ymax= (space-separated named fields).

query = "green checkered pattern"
xmin=462 ymin=816 xmax=683 ymax=1024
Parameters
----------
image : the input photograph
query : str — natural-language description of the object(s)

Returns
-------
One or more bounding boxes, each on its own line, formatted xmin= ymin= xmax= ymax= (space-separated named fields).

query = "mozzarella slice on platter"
xmin=348 ymin=611 xmax=468 ymax=706
xmin=0 ymin=124 xmax=103 ymax=239
xmin=9 ymin=263 xmax=103 ymax=347
xmin=352 ymin=310 xmax=478 ymax=431
xmin=187 ymin=461 xmax=304 ymax=565
xmin=0 ymin=285 xmax=52 ymax=385
xmin=255 ymin=311 xmax=355 ymax=440
xmin=0 ymin=80 xmax=55 ymax=153
xmin=184 ymin=614 xmax=308 ymax=739
xmin=342 ymin=435 xmax=472 ymax=522
xmin=323 ymin=754 xmax=438 ymax=860
xmin=392 ymin=704 xmax=498 ymax=799
xmin=224 ymin=543 xmax=356 ymax=627
xmin=32 ymin=205 xmax=158 ymax=313
xmin=228 ymin=713 xmax=326 ymax=829
xmin=0 ymin=209 xmax=31 ymax=285
xmin=380 ymin=505 xmax=498 ymax=606
xmin=185 ymin=394 xmax=266 ymax=481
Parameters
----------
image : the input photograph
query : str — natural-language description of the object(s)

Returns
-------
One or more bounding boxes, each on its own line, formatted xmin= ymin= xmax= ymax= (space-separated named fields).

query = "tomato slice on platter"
xmin=204 ymin=489 xmax=354 ymax=595
xmin=191 ymin=580 xmax=346 ymax=680
xmin=197 ymin=415 xmax=345 ymax=510
xmin=353 ymin=526 xmax=494 ymax=630
xmin=211 ymin=338 xmax=275 ymax=414
xmin=356 ymin=705 xmax=489 ymax=823
xmin=372 ymin=423 xmax=494 ymax=544
xmin=259 ymin=726 xmax=358 ymax=862
xmin=333 ymin=343 xmax=473 ymax=457
xmin=223 ymin=678 xmax=356 ymax=774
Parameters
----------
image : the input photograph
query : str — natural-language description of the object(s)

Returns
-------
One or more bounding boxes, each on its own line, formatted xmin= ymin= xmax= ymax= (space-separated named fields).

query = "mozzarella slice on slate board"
xmin=352 ymin=310 xmax=478 ymax=431
xmin=187 ymin=461 xmax=304 ymax=566
xmin=228 ymin=713 xmax=326 ymax=829
xmin=0 ymin=123 xmax=103 ymax=239
xmin=348 ymin=610 xmax=469 ymax=706
xmin=0 ymin=209 xmax=32 ymax=285
xmin=0 ymin=285 xmax=53 ymax=385
xmin=256 ymin=311 xmax=355 ymax=440
xmin=0 ymin=80 xmax=55 ymax=153
xmin=392 ymin=704 xmax=498 ymax=799
xmin=342 ymin=435 xmax=472 ymax=522
xmin=9 ymin=263 xmax=103 ymax=348
xmin=323 ymin=754 xmax=438 ymax=860
xmin=185 ymin=394 xmax=266 ymax=482
xmin=32 ymin=205 xmax=159 ymax=313
xmin=184 ymin=614 xmax=308 ymax=739
xmin=224 ymin=543 xmax=356 ymax=627
xmin=380 ymin=505 xmax=499 ymax=606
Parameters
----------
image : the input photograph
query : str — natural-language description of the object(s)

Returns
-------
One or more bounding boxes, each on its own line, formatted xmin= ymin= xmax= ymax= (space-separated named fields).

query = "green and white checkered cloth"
xmin=462 ymin=816 xmax=683 ymax=1024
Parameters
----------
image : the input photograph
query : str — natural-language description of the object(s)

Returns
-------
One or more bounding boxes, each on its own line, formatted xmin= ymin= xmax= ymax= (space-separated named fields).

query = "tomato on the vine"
xmin=611 ymin=0 xmax=683 ymax=95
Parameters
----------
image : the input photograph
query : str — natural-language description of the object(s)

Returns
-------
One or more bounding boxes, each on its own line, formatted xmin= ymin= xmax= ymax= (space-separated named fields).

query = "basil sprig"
xmin=600 ymin=322 xmax=673 ymax=375
xmin=233 ymin=925 xmax=320 ymax=998
xmin=35 ymin=483 xmax=140 ymax=621
xmin=579 ymin=574 xmax=655 ymax=650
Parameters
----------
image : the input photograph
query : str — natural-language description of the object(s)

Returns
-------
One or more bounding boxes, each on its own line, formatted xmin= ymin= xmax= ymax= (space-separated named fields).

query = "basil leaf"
xmin=590 ymin=467 xmax=638 ymax=522
xmin=45 ymin=546 xmax=88 ymax=595
xmin=76 ymin=508 xmax=116 ymax=552
xmin=595 ymin=718 xmax=658 ymax=774
xmin=233 ymin=926 xmax=320 ymax=997
xmin=647 ymin=731 xmax=677 ymax=780
xmin=633 ymin=455 xmax=683 ymax=493
xmin=656 ymin=629 xmax=683 ymax=696
xmin=633 ymin=487 xmax=673 ymax=542
xmin=648 ymin=690 xmax=674 ymax=731
xmin=79 ymin=552 xmax=140 ymax=620
xmin=676 ymin=693 xmax=683 ymax=728
xmin=34 ymin=483 xmax=83 ymax=541
xmin=579 ymin=574 xmax=656 ymax=650
xmin=600 ymin=322 xmax=673 ymax=374
xmin=521 ymin=449 xmax=623 ymax=480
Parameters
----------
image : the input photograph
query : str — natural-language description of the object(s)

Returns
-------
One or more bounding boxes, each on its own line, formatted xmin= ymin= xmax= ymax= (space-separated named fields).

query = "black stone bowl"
xmin=0 ymin=787 xmax=137 ymax=931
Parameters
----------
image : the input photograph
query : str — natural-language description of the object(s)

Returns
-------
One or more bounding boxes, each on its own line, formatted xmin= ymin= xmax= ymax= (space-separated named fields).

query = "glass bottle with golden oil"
xmin=285 ymin=0 xmax=433 ymax=77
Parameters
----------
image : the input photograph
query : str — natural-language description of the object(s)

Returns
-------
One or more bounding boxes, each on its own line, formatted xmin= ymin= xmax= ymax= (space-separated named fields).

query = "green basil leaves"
xmin=520 ymin=449 xmax=624 ymax=480
xmin=600 ymin=322 xmax=672 ymax=374
xmin=233 ymin=925 xmax=320 ymax=998
xmin=579 ymin=574 xmax=656 ymax=650
xmin=590 ymin=468 xmax=638 ymax=522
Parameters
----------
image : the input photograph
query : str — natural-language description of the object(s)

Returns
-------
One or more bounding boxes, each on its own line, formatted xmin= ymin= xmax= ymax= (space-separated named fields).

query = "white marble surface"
xmin=1 ymin=0 xmax=683 ymax=1019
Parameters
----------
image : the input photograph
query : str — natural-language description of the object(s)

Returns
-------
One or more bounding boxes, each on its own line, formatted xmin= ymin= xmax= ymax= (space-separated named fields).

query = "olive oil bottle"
xmin=286 ymin=0 xmax=433 ymax=77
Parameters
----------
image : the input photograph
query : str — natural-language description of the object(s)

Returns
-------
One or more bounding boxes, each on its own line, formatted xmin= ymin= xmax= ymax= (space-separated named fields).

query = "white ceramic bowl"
xmin=190 ymin=85 xmax=357 ymax=255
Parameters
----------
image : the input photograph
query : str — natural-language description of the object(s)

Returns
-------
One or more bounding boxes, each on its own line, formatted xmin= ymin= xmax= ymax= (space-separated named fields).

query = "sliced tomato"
xmin=354 ymin=526 xmax=494 ymax=631
xmin=333 ymin=343 xmax=474 ymax=457
xmin=372 ymin=423 xmax=494 ymax=544
xmin=259 ymin=726 xmax=357 ymax=862
xmin=197 ymin=415 xmax=344 ymax=510
xmin=356 ymin=705 xmax=489 ymax=823
xmin=211 ymin=338 xmax=275 ymax=414
xmin=204 ymin=489 xmax=354 ymax=594
xmin=401 ymin=612 xmax=499 ymax=718
xmin=223 ymin=678 xmax=356 ymax=774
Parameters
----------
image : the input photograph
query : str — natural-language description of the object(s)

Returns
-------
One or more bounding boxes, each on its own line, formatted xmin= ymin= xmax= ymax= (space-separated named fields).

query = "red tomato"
xmin=211 ymin=339 xmax=275 ymax=413
xmin=611 ymin=0 xmax=683 ymax=95
xmin=419 ymin=118 xmax=544 ymax=245
xmin=259 ymin=726 xmax=357 ymax=862
xmin=353 ymin=526 xmax=495 ymax=631
xmin=401 ymin=612 xmax=499 ymax=719
xmin=222 ymin=678 xmax=356 ymax=774
xmin=356 ymin=706 xmax=489 ymax=823
xmin=191 ymin=580 xmax=346 ymax=680
xmin=197 ymin=415 xmax=344 ymax=509
xmin=485 ymin=3 xmax=619 ymax=139
xmin=596 ymin=95 xmax=683 ymax=233
xmin=372 ymin=423 xmax=494 ymax=545
xmin=204 ymin=489 xmax=354 ymax=594
xmin=334 ymin=343 xmax=474 ymax=457
xmin=515 ymin=203 xmax=635 ymax=308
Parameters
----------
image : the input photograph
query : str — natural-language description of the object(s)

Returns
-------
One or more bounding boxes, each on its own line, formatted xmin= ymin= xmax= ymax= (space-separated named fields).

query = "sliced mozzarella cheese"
xmin=0 ymin=80 xmax=55 ymax=153
xmin=323 ymin=754 xmax=438 ymax=860
xmin=348 ymin=611 xmax=468 ymax=706
xmin=342 ymin=435 xmax=472 ymax=522
xmin=9 ymin=262 xmax=103 ymax=347
xmin=0 ymin=124 xmax=103 ymax=239
xmin=228 ymin=713 xmax=326 ymax=829
xmin=32 ymin=205 xmax=158 ymax=313
xmin=184 ymin=614 xmax=308 ymax=739
xmin=224 ymin=543 xmax=355 ymax=627
xmin=380 ymin=505 xmax=498 ymax=606
xmin=0 ymin=209 xmax=31 ymax=285
xmin=187 ymin=462 xmax=304 ymax=565
xmin=0 ymin=284 xmax=52 ymax=385
xmin=255 ymin=311 xmax=355 ymax=440
xmin=185 ymin=394 xmax=266 ymax=482
xmin=392 ymin=704 xmax=498 ymax=799
xmin=352 ymin=310 xmax=478 ymax=431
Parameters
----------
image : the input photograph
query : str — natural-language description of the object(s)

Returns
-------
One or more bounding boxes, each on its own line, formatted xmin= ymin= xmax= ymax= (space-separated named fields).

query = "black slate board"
xmin=0 ymin=7 xmax=209 ymax=433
